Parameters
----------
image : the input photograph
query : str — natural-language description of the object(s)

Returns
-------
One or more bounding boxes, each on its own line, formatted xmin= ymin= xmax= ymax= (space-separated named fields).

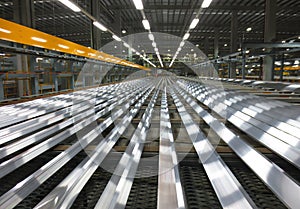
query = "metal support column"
xmin=280 ymin=54 xmax=284 ymax=81
xmin=13 ymin=0 xmax=35 ymax=97
xmin=263 ymin=0 xmax=277 ymax=81
xmin=214 ymin=28 xmax=219 ymax=59
xmin=204 ymin=37 xmax=209 ymax=56
xmin=230 ymin=11 xmax=238 ymax=78
xmin=90 ymin=0 xmax=101 ymax=49
xmin=0 ymin=78 xmax=4 ymax=100
xmin=242 ymin=52 xmax=246 ymax=79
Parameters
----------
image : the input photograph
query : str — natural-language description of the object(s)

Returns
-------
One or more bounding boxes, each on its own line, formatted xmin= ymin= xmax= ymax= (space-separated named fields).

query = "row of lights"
xmin=169 ymin=0 xmax=213 ymax=67
xmin=133 ymin=0 xmax=162 ymax=68
xmin=58 ymin=0 xmax=156 ymax=68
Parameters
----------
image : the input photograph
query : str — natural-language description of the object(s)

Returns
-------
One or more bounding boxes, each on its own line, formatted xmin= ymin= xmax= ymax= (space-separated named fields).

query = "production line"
xmin=0 ymin=76 xmax=299 ymax=209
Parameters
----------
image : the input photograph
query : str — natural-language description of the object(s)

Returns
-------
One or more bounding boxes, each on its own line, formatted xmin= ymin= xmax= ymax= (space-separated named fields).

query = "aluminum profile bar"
xmin=157 ymin=86 xmax=186 ymax=209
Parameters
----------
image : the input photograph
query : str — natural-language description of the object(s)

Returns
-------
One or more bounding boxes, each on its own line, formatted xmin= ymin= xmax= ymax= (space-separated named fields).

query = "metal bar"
xmin=178 ymin=80 xmax=300 ymax=168
xmin=0 ymin=82 xmax=145 ymax=158
xmin=33 ymin=86 xmax=154 ymax=209
xmin=0 ymin=81 xmax=154 ymax=209
xmin=175 ymin=81 xmax=300 ymax=209
xmin=170 ymin=86 xmax=256 ymax=209
xmin=157 ymin=85 xmax=186 ymax=209
xmin=94 ymin=83 xmax=161 ymax=209
xmin=0 ymin=81 xmax=152 ymax=179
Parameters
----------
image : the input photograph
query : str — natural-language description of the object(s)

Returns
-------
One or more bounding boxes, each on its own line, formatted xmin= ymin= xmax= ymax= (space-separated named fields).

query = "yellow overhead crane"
xmin=0 ymin=18 xmax=150 ymax=71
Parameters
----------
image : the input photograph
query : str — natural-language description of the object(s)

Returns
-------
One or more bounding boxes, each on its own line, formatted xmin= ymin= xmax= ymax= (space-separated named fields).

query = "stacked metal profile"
xmin=0 ymin=76 xmax=299 ymax=209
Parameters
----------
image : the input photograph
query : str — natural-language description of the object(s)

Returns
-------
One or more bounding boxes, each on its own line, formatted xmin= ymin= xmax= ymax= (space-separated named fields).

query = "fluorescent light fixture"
xmin=246 ymin=27 xmax=252 ymax=32
xmin=31 ymin=37 xmax=47 ymax=43
xmin=294 ymin=60 xmax=299 ymax=65
xmin=183 ymin=33 xmax=190 ymax=40
xmin=89 ymin=53 xmax=96 ymax=56
xmin=142 ymin=19 xmax=150 ymax=30
xmin=189 ymin=18 xmax=199 ymax=29
xmin=93 ymin=21 xmax=107 ymax=31
xmin=58 ymin=0 xmax=81 ymax=12
xmin=148 ymin=33 xmax=155 ymax=41
xmin=112 ymin=35 xmax=121 ymax=41
xmin=284 ymin=62 xmax=291 ymax=65
xmin=132 ymin=0 xmax=144 ymax=10
xmin=0 ymin=27 xmax=11 ymax=34
xmin=282 ymin=40 xmax=286 ymax=43
xmin=76 ymin=49 xmax=85 ymax=54
xmin=201 ymin=0 xmax=213 ymax=8
xmin=124 ymin=43 xmax=130 ymax=48
xmin=58 ymin=44 xmax=69 ymax=49
xmin=180 ymin=41 xmax=185 ymax=47
xmin=152 ymin=42 xmax=157 ymax=47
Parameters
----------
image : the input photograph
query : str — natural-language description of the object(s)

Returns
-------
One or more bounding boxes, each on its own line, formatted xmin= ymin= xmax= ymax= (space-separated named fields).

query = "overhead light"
xmin=58 ymin=0 xmax=81 ymax=12
xmin=31 ymin=37 xmax=47 ymax=43
xmin=191 ymin=49 xmax=194 ymax=52
xmin=189 ymin=18 xmax=199 ymax=29
xmin=122 ymin=29 xmax=127 ymax=34
xmin=132 ymin=0 xmax=144 ymax=10
xmin=148 ymin=33 xmax=155 ymax=41
xmin=131 ymin=48 xmax=136 ymax=52
xmin=294 ymin=60 xmax=300 ymax=65
xmin=196 ymin=44 xmax=199 ymax=47
xmin=0 ymin=27 xmax=11 ymax=34
xmin=224 ymin=43 xmax=228 ymax=47
xmin=142 ymin=19 xmax=150 ymax=30
xmin=178 ymin=47 xmax=182 ymax=51
xmin=114 ymin=45 xmax=117 ymax=48
xmin=124 ymin=43 xmax=130 ymax=48
xmin=298 ymin=36 xmax=300 ymax=39
xmin=284 ymin=62 xmax=291 ymax=65
xmin=112 ymin=35 xmax=121 ymax=41
xmin=246 ymin=27 xmax=252 ymax=32
xmin=180 ymin=41 xmax=185 ymax=47
xmin=275 ymin=61 xmax=281 ymax=66
xmin=262 ymin=48 xmax=266 ymax=51
xmin=246 ymin=50 xmax=250 ymax=54
xmin=201 ymin=0 xmax=213 ymax=8
xmin=183 ymin=33 xmax=190 ymax=40
xmin=93 ymin=21 xmax=107 ymax=31
xmin=168 ymin=49 xmax=170 ymax=52
xmin=238 ymin=48 xmax=241 ymax=51
xmin=282 ymin=40 xmax=286 ymax=43
xmin=152 ymin=42 xmax=157 ymax=47
xmin=76 ymin=49 xmax=85 ymax=54
xmin=136 ymin=52 xmax=140 ymax=55
xmin=58 ymin=44 xmax=69 ymax=49
xmin=154 ymin=48 xmax=158 ymax=52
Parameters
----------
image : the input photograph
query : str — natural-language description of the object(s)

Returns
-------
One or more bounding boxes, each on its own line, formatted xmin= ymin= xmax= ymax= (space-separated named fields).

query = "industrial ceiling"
xmin=0 ymin=0 xmax=299 ymax=58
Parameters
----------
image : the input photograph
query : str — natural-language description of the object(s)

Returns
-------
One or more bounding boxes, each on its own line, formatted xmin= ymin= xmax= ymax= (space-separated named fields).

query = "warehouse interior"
xmin=0 ymin=0 xmax=299 ymax=208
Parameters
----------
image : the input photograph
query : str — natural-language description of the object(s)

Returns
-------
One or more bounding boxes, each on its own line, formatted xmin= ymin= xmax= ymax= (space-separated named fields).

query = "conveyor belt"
xmin=0 ymin=76 xmax=299 ymax=209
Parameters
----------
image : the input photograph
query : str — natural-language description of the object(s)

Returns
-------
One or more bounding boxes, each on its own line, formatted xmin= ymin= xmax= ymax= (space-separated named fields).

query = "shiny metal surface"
xmin=0 ymin=76 xmax=299 ymax=209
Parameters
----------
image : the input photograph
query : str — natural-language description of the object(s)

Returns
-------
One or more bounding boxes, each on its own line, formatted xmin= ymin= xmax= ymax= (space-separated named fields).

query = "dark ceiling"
xmin=0 ymin=0 xmax=300 ymax=57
